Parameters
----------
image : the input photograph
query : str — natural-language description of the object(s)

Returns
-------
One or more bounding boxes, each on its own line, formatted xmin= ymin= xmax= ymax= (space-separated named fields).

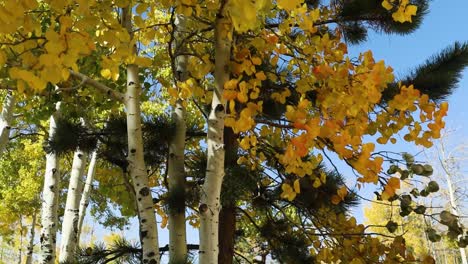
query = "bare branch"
xmin=69 ymin=70 xmax=125 ymax=102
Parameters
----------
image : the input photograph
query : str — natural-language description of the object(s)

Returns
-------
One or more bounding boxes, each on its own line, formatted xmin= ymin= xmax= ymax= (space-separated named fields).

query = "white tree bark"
xmin=125 ymin=63 xmax=160 ymax=264
xmin=122 ymin=6 xmax=160 ymax=263
xmin=0 ymin=91 xmax=15 ymax=153
xmin=77 ymin=150 xmax=98 ymax=244
xmin=199 ymin=14 xmax=232 ymax=264
xmin=25 ymin=212 xmax=36 ymax=264
xmin=59 ymin=149 xmax=88 ymax=262
xmin=39 ymin=102 xmax=61 ymax=264
xmin=168 ymin=14 xmax=188 ymax=264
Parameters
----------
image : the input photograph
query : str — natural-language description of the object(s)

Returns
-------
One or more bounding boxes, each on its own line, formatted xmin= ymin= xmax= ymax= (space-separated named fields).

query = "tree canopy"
xmin=0 ymin=0 xmax=467 ymax=263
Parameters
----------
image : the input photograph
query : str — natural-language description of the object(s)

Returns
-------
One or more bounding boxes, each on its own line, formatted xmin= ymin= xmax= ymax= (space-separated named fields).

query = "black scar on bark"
xmin=129 ymin=81 xmax=135 ymax=86
xmin=130 ymin=148 xmax=136 ymax=153
xmin=139 ymin=187 xmax=150 ymax=196
xmin=141 ymin=219 xmax=147 ymax=223
xmin=147 ymin=252 xmax=156 ymax=257
xmin=78 ymin=153 xmax=83 ymax=158
xmin=52 ymin=168 xmax=57 ymax=174
xmin=143 ymin=259 xmax=149 ymax=263
xmin=215 ymin=104 xmax=224 ymax=113
xmin=140 ymin=230 xmax=148 ymax=238
xmin=149 ymin=259 xmax=157 ymax=264
xmin=199 ymin=204 xmax=208 ymax=213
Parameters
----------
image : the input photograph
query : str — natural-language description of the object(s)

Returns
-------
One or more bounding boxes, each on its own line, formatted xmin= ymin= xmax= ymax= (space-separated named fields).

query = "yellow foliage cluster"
xmin=382 ymin=0 xmax=419 ymax=23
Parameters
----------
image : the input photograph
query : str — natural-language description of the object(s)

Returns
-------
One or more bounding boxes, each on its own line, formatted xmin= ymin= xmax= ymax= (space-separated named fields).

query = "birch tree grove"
xmin=1 ymin=0 xmax=468 ymax=263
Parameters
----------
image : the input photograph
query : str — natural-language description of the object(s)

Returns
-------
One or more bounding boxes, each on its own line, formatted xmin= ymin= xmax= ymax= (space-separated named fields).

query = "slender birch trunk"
xmin=77 ymin=150 xmax=98 ymax=244
xmin=25 ymin=212 xmax=37 ymax=264
xmin=59 ymin=149 xmax=88 ymax=262
xmin=39 ymin=102 xmax=61 ymax=264
xmin=122 ymin=6 xmax=159 ymax=263
xmin=0 ymin=91 xmax=15 ymax=153
xmin=199 ymin=12 xmax=232 ymax=264
xmin=168 ymin=14 xmax=188 ymax=264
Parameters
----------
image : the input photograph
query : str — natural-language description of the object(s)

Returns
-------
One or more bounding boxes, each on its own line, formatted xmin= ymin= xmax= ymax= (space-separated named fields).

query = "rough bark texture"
xmin=168 ymin=99 xmax=188 ymax=264
xmin=168 ymin=14 xmax=188 ymax=264
xmin=0 ymin=91 xmax=15 ymax=153
xmin=25 ymin=212 xmax=36 ymax=264
xmin=39 ymin=102 xmax=61 ymax=264
xmin=218 ymin=127 xmax=238 ymax=264
xmin=199 ymin=13 xmax=232 ymax=264
xmin=59 ymin=149 xmax=88 ymax=262
xmin=218 ymin=205 xmax=236 ymax=264
xmin=122 ymin=6 xmax=160 ymax=264
xmin=77 ymin=150 xmax=98 ymax=244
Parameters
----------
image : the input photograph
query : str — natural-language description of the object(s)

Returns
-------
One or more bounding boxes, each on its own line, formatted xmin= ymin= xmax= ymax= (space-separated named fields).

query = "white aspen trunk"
xmin=39 ymin=102 xmax=61 ymax=264
xmin=199 ymin=14 xmax=232 ymax=264
xmin=122 ymin=6 xmax=159 ymax=263
xmin=168 ymin=14 xmax=188 ymax=264
xmin=25 ymin=212 xmax=36 ymax=264
xmin=59 ymin=149 xmax=88 ymax=262
xmin=125 ymin=64 xmax=160 ymax=264
xmin=0 ymin=91 xmax=15 ymax=153
xmin=125 ymin=63 xmax=160 ymax=264
xmin=77 ymin=150 xmax=98 ymax=244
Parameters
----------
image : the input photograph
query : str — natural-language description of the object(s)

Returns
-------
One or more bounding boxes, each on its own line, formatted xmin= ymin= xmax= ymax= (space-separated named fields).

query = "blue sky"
xmin=84 ymin=0 xmax=468 ymax=258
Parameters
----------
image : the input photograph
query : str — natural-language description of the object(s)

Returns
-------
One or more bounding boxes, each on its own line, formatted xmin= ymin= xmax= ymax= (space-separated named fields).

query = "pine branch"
xmin=402 ymin=41 xmax=468 ymax=101
xmin=382 ymin=42 xmax=468 ymax=102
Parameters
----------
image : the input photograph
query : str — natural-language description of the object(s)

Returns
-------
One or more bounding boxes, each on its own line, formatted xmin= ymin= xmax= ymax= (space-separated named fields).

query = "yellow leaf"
xmin=382 ymin=177 xmax=400 ymax=200
xmin=293 ymin=179 xmax=301 ymax=194
xmin=277 ymin=0 xmax=304 ymax=11
xmin=251 ymin=57 xmax=262 ymax=65
xmin=136 ymin=3 xmax=148 ymax=14
xmin=0 ymin=50 xmax=6 ymax=66
xmin=313 ymin=178 xmax=321 ymax=188
xmin=381 ymin=0 xmax=393 ymax=10
xmin=405 ymin=5 xmax=418 ymax=21
xmin=239 ymin=137 xmax=250 ymax=150
xmin=331 ymin=195 xmax=341 ymax=205
xmin=337 ymin=186 xmax=348 ymax=200
xmin=280 ymin=183 xmax=297 ymax=201
xmin=101 ymin=68 xmax=111 ymax=79
xmin=228 ymin=0 xmax=262 ymax=32
xmin=61 ymin=68 xmax=70 ymax=80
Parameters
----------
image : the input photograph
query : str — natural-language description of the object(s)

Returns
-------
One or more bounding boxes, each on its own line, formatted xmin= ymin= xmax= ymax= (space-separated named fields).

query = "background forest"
xmin=0 ymin=0 xmax=467 ymax=263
